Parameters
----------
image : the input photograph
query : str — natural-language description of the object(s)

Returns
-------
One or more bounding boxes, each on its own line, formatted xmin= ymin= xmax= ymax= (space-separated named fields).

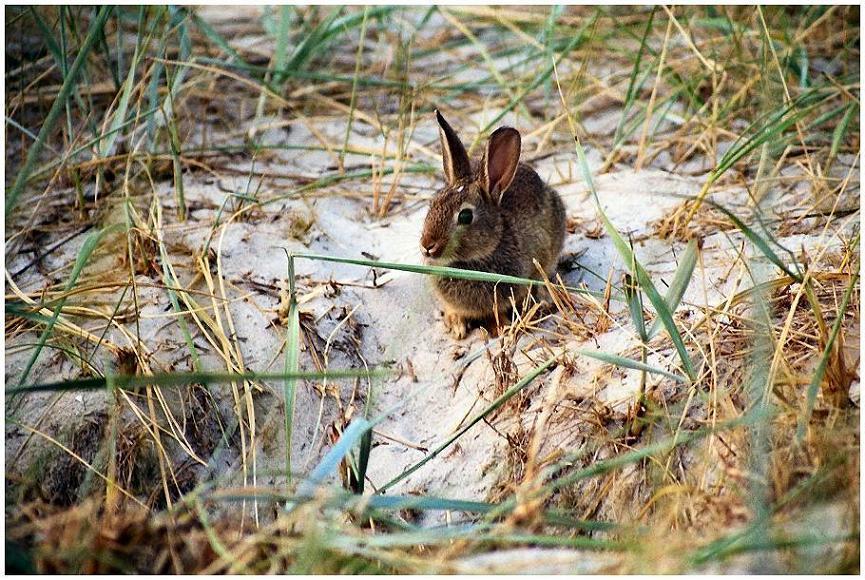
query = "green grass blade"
xmin=4 ymin=116 xmax=58 ymax=151
xmin=8 ymin=369 xmax=385 ymax=396
xmin=211 ymin=487 xmax=496 ymax=513
xmin=283 ymin=252 xmax=300 ymax=483
xmin=283 ymin=7 xmax=344 ymax=73
xmin=621 ymin=235 xmax=696 ymax=382
xmin=292 ymin=252 xmax=607 ymax=299
xmin=378 ymin=357 xmax=557 ymax=493
xmin=612 ymin=7 xmax=655 ymax=149
xmin=15 ymin=224 xmax=122 ymax=387
xmin=29 ymin=8 xmax=63 ymax=64
xmin=192 ymin=497 xmax=234 ymax=565
xmin=481 ymin=407 xmax=761 ymax=524
xmin=574 ymin=138 xmax=696 ymax=381
xmin=5 ymin=342 xmax=102 ymax=377
xmin=187 ymin=8 xmax=247 ymax=66
xmin=479 ymin=11 xmax=598 ymax=135
xmin=647 ymin=238 xmax=698 ymax=339
xmin=98 ymin=42 xmax=140 ymax=157
xmin=623 ymin=273 xmax=648 ymax=342
xmin=794 ymin=44 xmax=809 ymax=88
xmin=339 ymin=6 xmax=370 ymax=171
xmin=94 ymin=7 xmax=119 ymax=90
xmin=692 ymin=526 xmax=855 ymax=565
xmin=543 ymin=411 xmax=754 ymax=496
xmin=6 ymin=5 xmax=114 ymax=217
xmin=362 ymin=494 xmax=497 ymax=513
xmin=298 ymin=6 xmax=394 ymax=66
xmin=829 ymin=101 xmax=857 ymax=161
xmin=5 ymin=304 xmax=56 ymax=326
xmin=539 ymin=6 xmax=565 ymax=95
xmin=271 ymin=6 xmax=292 ymax=86
xmin=158 ymin=242 xmax=201 ymax=371
xmin=295 ymin=417 xmax=374 ymax=498
xmin=796 ymin=269 xmax=859 ymax=440
xmin=711 ymin=90 xmax=833 ymax=180
xmin=701 ymin=198 xmax=801 ymax=281
xmin=29 ymin=106 xmax=161 ymax=181
xmin=209 ymin=486 xmax=616 ymax=532
xmin=340 ymin=528 xmax=627 ymax=551
xmin=351 ymin=428 xmax=373 ymax=494
xmin=202 ymin=58 xmax=415 ymax=89
xmin=440 ymin=7 xmax=529 ymax=125
xmin=575 ymin=348 xmax=687 ymax=383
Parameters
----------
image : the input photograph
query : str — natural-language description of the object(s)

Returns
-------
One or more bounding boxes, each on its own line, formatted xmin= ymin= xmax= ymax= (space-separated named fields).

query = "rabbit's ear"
xmin=483 ymin=127 xmax=521 ymax=203
xmin=436 ymin=110 xmax=472 ymax=185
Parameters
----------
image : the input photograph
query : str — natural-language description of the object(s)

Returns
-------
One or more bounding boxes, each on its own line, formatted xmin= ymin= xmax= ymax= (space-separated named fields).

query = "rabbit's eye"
xmin=457 ymin=208 xmax=473 ymax=225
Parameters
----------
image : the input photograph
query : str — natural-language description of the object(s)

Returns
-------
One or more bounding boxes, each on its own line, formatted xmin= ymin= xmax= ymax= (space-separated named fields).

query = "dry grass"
xmin=5 ymin=5 xmax=860 ymax=574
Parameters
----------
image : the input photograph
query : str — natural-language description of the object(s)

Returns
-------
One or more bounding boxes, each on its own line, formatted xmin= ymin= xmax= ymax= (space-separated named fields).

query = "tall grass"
xmin=4 ymin=5 xmax=859 ymax=574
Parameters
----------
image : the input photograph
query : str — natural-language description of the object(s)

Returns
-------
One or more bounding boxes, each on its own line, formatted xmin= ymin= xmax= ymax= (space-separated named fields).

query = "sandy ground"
xmin=4 ymin=6 xmax=859 ymax=572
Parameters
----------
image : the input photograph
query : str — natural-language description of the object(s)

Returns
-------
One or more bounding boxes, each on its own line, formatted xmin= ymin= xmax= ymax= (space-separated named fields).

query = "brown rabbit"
xmin=420 ymin=110 xmax=566 ymax=338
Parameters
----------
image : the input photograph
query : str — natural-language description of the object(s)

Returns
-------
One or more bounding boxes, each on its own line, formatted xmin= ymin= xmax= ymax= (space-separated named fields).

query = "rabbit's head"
xmin=420 ymin=110 xmax=521 ymax=265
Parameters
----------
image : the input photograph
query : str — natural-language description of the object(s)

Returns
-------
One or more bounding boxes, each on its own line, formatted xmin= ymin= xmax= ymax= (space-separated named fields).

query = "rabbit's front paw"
xmin=444 ymin=310 xmax=469 ymax=339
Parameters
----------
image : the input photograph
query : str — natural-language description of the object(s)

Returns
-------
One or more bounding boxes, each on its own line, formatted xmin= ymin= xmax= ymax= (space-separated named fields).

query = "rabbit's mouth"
xmin=421 ymin=234 xmax=461 ymax=265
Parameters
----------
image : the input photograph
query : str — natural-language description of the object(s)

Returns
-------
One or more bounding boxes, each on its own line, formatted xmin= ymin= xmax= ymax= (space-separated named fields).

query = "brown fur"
xmin=420 ymin=112 xmax=567 ymax=338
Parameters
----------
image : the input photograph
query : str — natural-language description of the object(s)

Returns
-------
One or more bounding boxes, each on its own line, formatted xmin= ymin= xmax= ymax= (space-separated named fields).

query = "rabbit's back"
xmin=499 ymin=163 xmax=566 ymax=277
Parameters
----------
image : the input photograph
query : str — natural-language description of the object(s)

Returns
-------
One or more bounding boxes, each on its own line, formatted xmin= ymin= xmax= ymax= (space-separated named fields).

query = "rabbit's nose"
xmin=421 ymin=240 xmax=443 ymax=258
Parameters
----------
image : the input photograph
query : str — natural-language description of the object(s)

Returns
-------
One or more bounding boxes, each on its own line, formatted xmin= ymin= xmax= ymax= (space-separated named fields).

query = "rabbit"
xmin=420 ymin=110 xmax=566 ymax=339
